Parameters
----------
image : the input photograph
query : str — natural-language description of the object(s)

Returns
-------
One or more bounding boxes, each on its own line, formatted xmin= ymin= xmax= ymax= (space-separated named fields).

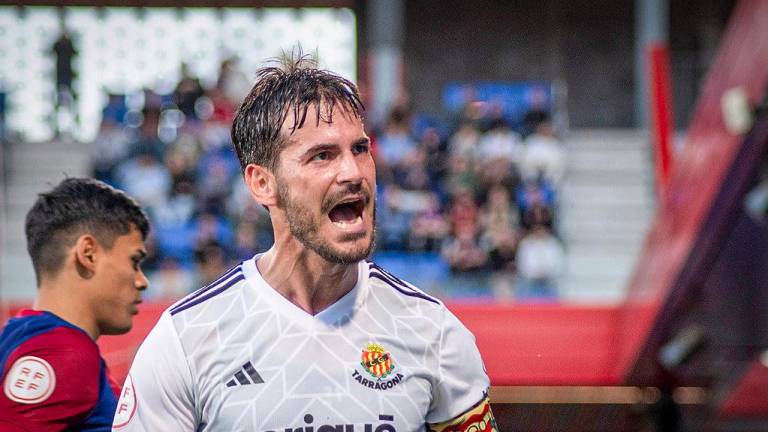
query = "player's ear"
xmin=244 ymin=163 xmax=279 ymax=208
xmin=73 ymin=234 xmax=98 ymax=279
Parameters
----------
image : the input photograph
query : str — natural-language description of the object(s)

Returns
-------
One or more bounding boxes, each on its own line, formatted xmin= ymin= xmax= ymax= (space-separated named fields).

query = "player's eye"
xmin=353 ymin=142 xmax=370 ymax=155
xmin=131 ymin=256 xmax=144 ymax=271
xmin=311 ymin=151 xmax=330 ymax=162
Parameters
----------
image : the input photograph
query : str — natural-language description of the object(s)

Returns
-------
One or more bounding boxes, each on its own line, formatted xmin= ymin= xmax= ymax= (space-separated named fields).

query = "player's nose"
xmin=135 ymin=270 xmax=149 ymax=291
xmin=337 ymin=151 xmax=363 ymax=185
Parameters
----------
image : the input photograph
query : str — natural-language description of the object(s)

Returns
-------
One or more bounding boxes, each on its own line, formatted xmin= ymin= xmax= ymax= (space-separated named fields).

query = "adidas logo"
xmin=225 ymin=361 xmax=264 ymax=387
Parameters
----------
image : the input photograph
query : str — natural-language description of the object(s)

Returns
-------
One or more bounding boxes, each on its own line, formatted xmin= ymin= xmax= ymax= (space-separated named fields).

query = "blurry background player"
xmin=0 ymin=178 xmax=149 ymax=431
xmin=50 ymin=19 xmax=78 ymax=138
xmin=114 ymin=53 xmax=497 ymax=431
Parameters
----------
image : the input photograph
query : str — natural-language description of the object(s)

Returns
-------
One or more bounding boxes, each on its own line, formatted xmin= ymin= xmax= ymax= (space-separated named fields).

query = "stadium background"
xmin=0 ymin=0 xmax=767 ymax=430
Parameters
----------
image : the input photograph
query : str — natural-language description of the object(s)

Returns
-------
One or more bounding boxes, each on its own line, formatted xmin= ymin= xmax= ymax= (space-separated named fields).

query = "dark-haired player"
xmin=0 ymin=178 xmax=149 ymax=431
xmin=116 ymin=55 xmax=497 ymax=432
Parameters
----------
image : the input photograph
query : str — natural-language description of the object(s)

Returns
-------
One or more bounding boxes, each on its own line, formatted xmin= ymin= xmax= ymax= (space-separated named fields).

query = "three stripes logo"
xmin=225 ymin=362 xmax=264 ymax=388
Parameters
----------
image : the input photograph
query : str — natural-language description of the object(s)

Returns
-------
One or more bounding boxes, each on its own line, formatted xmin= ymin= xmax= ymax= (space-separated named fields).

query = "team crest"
xmin=360 ymin=343 xmax=395 ymax=380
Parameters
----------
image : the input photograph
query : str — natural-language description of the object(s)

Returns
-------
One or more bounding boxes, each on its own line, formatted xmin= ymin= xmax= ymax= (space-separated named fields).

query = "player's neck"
xmin=256 ymin=246 xmax=359 ymax=316
xmin=35 ymin=276 xmax=100 ymax=340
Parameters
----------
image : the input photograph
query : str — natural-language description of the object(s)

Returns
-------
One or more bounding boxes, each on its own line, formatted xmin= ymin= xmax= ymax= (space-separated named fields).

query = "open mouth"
xmin=328 ymin=197 xmax=366 ymax=229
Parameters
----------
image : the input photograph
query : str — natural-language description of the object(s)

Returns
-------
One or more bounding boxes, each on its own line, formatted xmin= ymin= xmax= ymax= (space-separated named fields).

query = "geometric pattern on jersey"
xmin=121 ymin=255 xmax=490 ymax=431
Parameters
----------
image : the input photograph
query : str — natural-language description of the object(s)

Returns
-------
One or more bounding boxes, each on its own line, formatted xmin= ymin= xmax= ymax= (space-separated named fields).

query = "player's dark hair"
xmin=231 ymin=49 xmax=365 ymax=172
xmin=25 ymin=177 xmax=150 ymax=283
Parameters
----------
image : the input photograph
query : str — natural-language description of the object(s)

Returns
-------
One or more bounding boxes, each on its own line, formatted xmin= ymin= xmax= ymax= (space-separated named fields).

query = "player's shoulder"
xmin=166 ymin=262 xmax=247 ymax=318
xmin=365 ymin=260 xmax=445 ymax=311
xmin=1 ymin=312 xmax=97 ymax=360
xmin=1 ymin=313 xmax=101 ymax=399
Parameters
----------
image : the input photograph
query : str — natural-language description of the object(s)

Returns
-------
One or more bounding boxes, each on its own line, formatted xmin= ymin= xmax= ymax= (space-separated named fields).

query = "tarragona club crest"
xmin=360 ymin=343 xmax=395 ymax=379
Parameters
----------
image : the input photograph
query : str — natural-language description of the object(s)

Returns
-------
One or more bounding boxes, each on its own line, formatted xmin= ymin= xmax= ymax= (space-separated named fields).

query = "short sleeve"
xmin=426 ymin=309 xmax=495 ymax=429
xmin=0 ymin=327 xmax=101 ymax=431
xmin=112 ymin=312 xmax=196 ymax=431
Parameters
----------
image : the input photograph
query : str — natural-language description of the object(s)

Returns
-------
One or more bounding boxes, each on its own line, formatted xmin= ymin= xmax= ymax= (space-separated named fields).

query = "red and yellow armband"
xmin=427 ymin=395 xmax=498 ymax=432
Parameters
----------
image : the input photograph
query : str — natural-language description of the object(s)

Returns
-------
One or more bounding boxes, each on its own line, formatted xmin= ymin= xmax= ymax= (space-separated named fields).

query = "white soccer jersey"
xmin=113 ymin=257 xmax=494 ymax=432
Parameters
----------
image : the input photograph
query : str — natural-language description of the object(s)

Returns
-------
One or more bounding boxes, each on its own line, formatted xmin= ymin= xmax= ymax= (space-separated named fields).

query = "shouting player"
xmin=0 ymin=178 xmax=149 ymax=431
xmin=115 ymin=55 xmax=497 ymax=431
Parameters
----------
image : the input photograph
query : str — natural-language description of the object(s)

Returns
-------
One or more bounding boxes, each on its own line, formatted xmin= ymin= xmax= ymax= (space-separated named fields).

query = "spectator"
xmin=114 ymin=153 xmax=171 ymax=211
xmin=234 ymin=220 xmax=259 ymax=261
xmin=441 ymin=224 xmax=488 ymax=273
xmin=476 ymin=117 xmax=523 ymax=167
xmin=516 ymin=178 xmax=556 ymax=225
xmin=409 ymin=195 xmax=450 ymax=252
xmin=128 ymin=107 xmax=165 ymax=161
xmin=448 ymin=187 xmax=480 ymax=236
xmin=448 ymin=120 xmax=480 ymax=161
xmin=444 ymin=154 xmax=478 ymax=197
xmin=194 ymin=239 xmax=229 ymax=287
xmin=376 ymin=186 xmax=414 ymax=251
xmin=376 ymin=107 xmax=417 ymax=170
xmin=173 ymin=63 xmax=205 ymax=121
xmin=148 ymin=258 xmax=195 ymax=300
xmin=217 ymin=57 xmax=251 ymax=106
xmin=516 ymin=225 xmax=564 ymax=299
xmin=51 ymin=26 xmax=78 ymax=136
xmin=89 ymin=118 xmax=130 ymax=184
xmin=481 ymin=185 xmax=520 ymax=269
xmin=522 ymin=120 xmax=566 ymax=185
xmin=480 ymin=185 xmax=521 ymax=300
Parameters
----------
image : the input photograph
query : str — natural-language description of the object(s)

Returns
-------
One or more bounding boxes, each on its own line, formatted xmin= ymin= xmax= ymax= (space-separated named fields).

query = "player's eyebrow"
xmin=133 ymin=250 xmax=148 ymax=260
xmin=302 ymin=143 xmax=338 ymax=158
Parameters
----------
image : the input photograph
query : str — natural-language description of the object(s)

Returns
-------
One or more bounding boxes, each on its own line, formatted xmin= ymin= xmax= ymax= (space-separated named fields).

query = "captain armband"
xmin=427 ymin=394 xmax=498 ymax=432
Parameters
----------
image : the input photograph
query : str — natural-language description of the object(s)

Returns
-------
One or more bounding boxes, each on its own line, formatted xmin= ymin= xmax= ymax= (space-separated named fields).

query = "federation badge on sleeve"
xmin=113 ymin=373 xmax=137 ymax=428
xmin=360 ymin=343 xmax=395 ymax=380
xmin=3 ymin=356 xmax=56 ymax=404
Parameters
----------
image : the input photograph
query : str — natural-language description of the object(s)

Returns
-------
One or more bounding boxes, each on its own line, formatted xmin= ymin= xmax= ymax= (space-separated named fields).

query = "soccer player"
xmin=114 ymin=56 xmax=498 ymax=432
xmin=0 ymin=178 xmax=149 ymax=431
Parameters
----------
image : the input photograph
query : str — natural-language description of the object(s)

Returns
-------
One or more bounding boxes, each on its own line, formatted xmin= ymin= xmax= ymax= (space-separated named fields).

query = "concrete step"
xmin=562 ymin=182 xmax=651 ymax=197
xmin=562 ymin=229 xmax=648 ymax=245
xmin=560 ymin=217 xmax=653 ymax=235
xmin=557 ymin=129 xmax=654 ymax=304
xmin=564 ymin=253 xmax=637 ymax=276
xmin=562 ymin=193 xmax=654 ymax=207
xmin=567 ymin=129 xmax=648 ymax=145
xmin=560 ymin=201 xmax=656 ymax=217
xmin=567 ymin=151 xmax=650 ymax=170
xmin=558 ymin=279 xmax=627 ymax=304
xmin=565 ymin=169 xmax=653 ymax=184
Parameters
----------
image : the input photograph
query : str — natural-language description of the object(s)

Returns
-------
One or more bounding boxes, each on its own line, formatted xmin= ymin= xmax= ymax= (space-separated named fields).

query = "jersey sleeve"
xmin=112 ymin=312 xmax=196 ymax=431
xmin=425 ymin=309 xmax=498 ymax=431
xmin=0 ymin=327 xmax=102 ymax=432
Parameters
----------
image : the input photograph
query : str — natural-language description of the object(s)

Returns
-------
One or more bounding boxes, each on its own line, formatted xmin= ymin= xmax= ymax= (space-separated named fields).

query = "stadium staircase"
xmin=0 ymin=140 xmax=89 ymax=300
xmin=558 ymin=129 xmax=656 ymax=303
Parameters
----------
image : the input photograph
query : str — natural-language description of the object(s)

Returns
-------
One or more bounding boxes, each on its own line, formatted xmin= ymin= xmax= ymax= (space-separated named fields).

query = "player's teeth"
xmin=332 ymin=215 xmax=362 ymax=228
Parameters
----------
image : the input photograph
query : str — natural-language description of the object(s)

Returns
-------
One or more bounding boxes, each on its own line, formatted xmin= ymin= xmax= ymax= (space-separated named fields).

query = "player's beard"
xmin=277 ymin=181 xmax=376 ymax=265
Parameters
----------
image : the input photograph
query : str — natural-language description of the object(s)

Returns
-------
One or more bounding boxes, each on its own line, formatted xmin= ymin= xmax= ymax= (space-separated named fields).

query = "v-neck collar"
xmin=241 ymin=255 xmax=369 ymax=328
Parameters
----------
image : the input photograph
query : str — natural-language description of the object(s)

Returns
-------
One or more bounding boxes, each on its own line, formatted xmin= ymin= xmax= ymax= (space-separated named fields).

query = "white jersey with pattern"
xmin=112 ymin=256 xmax=489 ymax=432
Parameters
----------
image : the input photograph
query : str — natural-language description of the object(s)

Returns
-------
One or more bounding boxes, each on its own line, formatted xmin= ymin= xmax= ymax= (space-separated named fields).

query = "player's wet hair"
xmin=231 ymin=49 xmax=365 ymax=172
xmin=25 ymin=177 xmax=149 ymax=283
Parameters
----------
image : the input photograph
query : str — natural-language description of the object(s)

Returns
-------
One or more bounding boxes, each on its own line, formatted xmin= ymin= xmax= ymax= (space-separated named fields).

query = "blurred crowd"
xmin=89 ymin=62 xmax=567 ymax=301
xmin=373 ymin=101 xmax=566 ymax=300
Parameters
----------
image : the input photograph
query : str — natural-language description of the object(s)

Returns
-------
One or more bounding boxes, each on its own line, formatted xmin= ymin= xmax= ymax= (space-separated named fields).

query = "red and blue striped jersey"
xmin=0 ymin=310 xmax=120 ymax=431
